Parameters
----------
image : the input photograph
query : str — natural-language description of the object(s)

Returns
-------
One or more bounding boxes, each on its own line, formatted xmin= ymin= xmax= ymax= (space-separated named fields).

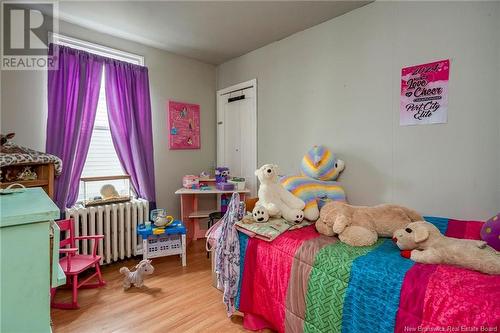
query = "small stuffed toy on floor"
xmin=254 ymin=164 xmax=305 ymax=224
xmin=119 ymin=259 xmax=154 ymax=289
xmin=393 ymin=221 xmax=500 ymax=275
xmin=316 ymin=201 xmax=422 ymax=246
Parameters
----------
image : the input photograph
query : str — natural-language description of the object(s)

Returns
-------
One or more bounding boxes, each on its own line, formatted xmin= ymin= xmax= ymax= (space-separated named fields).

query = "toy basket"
xmin=146 ymin=234 xmax=182 ymax=258
xmin=229 ymin=177 xmax=245 ymax=190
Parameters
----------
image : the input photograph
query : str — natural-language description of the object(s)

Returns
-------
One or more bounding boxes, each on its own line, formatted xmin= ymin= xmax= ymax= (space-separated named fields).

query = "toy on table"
xmin=199 ymin=183 xmax=212 ymax=190
xmin=216 ymin=182 xmax=235 ymax=191
xmin=119 ymin=259 xmax=154 ymax=290
xmin=215 ymin=167 xmax=230 ymax=183
xmin=229 ymin=177 xmax=245 ymax=191
xmin=316 ymin=201 xmax=422 ymax=246
xmin=481 ymin=213 xmax=500 ymax=251
xmin=394 ymin=221 xmax=500 ymax=275
xmin=150 ymin=208 xmax=174 ymax=227
xmin=199 ymin=171 xmax=210 ymax=179
xmin=183 ymin=175 xmax=200 ymax=189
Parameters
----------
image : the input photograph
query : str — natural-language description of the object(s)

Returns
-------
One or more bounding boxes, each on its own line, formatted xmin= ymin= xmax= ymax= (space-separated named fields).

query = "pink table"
xmin=175 ymin=186 xmax=249 ymax=243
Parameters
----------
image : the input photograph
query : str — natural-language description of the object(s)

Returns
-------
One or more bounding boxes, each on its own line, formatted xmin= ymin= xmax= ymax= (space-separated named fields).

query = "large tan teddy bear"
xmin=316 ymin=201 xmax=422 ymax=246
xmin=393 ymin=221 xmax=500 ymax=275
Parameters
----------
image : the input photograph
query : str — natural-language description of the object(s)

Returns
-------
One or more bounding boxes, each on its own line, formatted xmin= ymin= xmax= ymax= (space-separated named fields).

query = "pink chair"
xmin=51 ymin=219 xmax=106 ymax=309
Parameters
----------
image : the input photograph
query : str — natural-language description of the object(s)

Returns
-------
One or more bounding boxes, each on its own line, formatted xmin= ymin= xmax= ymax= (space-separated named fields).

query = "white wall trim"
xmin=50 ymin=32 xmax=144 ymax=65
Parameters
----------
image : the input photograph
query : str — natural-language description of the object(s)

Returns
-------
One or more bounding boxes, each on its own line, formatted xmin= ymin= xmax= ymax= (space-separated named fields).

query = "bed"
xmin=235 ymin=217 xmax=500 ymax=333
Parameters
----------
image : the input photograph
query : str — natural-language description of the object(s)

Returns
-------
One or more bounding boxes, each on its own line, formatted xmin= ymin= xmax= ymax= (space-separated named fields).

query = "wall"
xmin=217 ymin=1 xmax=500 ymax=220
xmin=1 ymin=20 xmax=217 ymax=217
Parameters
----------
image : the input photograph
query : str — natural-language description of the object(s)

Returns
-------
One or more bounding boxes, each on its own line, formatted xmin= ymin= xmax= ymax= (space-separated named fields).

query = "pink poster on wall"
xmin=400 ymin=59 xmax=450 ymax=126
xmin=168 ymin=100 xmax=201 ymax=149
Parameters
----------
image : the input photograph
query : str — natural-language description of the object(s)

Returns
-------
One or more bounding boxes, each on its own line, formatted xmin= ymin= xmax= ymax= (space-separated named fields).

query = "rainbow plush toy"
xmin=282 ymin=145 xmax=346 ymax=221
xmin=300 ymin=145 xmax=345 ymax=181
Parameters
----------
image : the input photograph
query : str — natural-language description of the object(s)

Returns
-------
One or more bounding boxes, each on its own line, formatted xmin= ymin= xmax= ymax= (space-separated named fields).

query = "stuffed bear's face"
xmin=393 ymin=221 xmax=434 ymax=250
xmin=252 ymin=206 xmax=269 ymax=222
xmin=255 ymin=164 xmax=279 ymax=183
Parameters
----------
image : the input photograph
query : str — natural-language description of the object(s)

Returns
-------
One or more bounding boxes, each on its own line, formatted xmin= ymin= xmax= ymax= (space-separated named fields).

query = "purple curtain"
xmin=46 ymin=44 xmax=104 ymax=209
xmin=104 ymin=59 xmax=156 ymax=205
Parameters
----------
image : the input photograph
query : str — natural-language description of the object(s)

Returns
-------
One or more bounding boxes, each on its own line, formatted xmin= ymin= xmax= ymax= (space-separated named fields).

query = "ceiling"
xmin=56 ymin=1 xmax=371 ymax=65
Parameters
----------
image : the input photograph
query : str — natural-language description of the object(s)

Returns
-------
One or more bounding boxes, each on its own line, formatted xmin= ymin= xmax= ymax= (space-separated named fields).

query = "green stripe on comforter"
xmin=304 ymin=240 xmax=383 ymax=333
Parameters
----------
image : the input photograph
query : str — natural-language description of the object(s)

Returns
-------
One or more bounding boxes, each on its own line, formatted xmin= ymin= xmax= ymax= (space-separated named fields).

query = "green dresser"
xmin=0 ymin=187 xmax=65 ymax=333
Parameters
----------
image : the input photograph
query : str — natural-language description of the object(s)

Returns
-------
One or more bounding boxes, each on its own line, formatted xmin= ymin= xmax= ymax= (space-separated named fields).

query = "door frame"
xmin=216 ymin=79 xmax=257 ymax=195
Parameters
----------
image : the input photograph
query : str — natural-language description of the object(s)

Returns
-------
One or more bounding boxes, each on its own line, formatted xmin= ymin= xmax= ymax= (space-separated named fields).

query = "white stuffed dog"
xmin=254 ymin=164 xmax=305 ymax=223
xmin=119 ymin=259 xmax=155 ymax=289
xmin=393 ymin=221 xmax=500 ymax=275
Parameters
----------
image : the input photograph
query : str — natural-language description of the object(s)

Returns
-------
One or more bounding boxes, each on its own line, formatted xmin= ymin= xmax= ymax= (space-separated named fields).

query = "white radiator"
xmin=65 ymin=199 xmax=149 ymax=264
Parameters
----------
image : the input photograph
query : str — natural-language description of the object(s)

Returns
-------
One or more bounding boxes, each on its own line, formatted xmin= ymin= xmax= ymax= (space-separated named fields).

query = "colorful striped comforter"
xmin=236 ymin=217 xmax=500 ymax=333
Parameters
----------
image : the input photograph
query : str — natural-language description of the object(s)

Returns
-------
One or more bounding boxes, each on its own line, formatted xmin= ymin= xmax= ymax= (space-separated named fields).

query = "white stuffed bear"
xmin=252 ymin=205 xmax=269 ymax=222
xmin=254 ymin=164 xmax=305 ymax=223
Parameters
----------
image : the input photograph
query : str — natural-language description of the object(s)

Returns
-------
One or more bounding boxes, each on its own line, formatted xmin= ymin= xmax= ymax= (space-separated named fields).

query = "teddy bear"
xmin=282 ymin=145 xmax=346 ymax=221
xmin=253 ymin=164 xmax=305 ymax=223
xmin=393 ymin=221 xmax=500 ymax=275
xmin=316 ymin=201 xmax=423 ymax=246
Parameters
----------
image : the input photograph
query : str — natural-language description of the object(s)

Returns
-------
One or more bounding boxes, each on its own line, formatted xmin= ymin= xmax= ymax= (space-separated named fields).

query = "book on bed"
xmin=236 ymin=217 xmax=313 ymax=241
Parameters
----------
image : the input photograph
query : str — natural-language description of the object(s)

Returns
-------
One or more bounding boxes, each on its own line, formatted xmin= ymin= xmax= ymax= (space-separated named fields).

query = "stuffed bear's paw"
xmin=283 ymin=209 xmax=304 ymax=224
xmin=252 ymin=206 xmax=269 ymax=223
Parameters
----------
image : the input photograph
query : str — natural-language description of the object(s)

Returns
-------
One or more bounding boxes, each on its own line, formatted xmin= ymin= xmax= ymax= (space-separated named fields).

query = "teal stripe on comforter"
xmin=236 ymin=232 xmax=249 ymax=310
xmin=341 ymin=217 xmax=449 ymax=333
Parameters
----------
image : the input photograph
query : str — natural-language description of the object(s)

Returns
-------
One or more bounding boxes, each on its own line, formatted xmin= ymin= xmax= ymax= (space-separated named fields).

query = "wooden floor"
xmin=51 ymin=240 xmax=266 ymax=333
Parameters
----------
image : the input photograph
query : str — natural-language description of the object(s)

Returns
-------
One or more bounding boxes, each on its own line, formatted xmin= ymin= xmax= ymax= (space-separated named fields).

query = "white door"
xmin=217 ymin=79 xmax=257 ymax=197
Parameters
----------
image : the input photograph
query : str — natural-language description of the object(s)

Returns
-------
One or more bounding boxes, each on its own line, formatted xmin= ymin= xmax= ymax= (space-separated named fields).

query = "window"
xmin=77 ymin=71 xmax=125 ymax=201
xmin=51 ymin=34 xmax=144 ymax=202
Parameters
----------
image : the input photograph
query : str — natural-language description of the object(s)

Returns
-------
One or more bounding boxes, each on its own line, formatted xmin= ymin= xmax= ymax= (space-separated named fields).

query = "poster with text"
xmin=168 ymin=100 xmax=200 ymax=149
xmin=400 ymin=59 xmax=449 ymax=126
